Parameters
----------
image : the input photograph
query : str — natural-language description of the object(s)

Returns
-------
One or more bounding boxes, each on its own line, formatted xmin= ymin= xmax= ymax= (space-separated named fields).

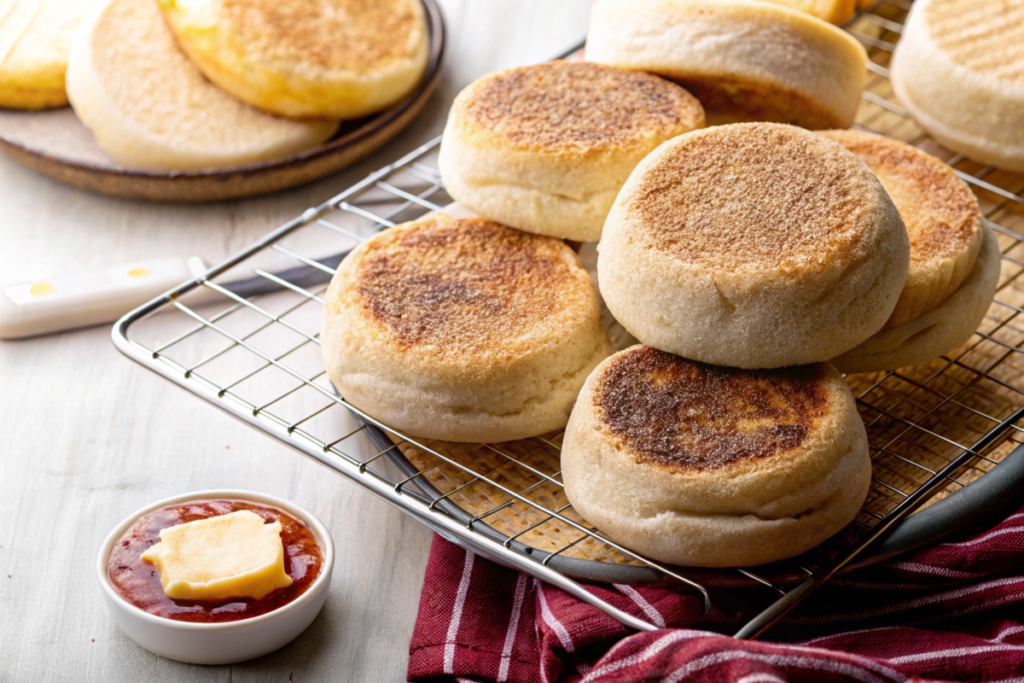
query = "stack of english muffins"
xmin=320 ymin=0 xmax=1003 ymax=569
xmin=1 ymin=0 xmax=430 ymax=170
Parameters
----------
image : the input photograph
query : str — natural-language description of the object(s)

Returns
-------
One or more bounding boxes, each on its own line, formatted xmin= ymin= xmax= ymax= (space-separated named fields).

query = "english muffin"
xmin=832 ymin=222 xmax=1000 ymax=374
xmin=66 ymin=0 xmax=338 ymax=170
xmin=158 ymin=0 xmax=429 ymax=120
xmin=820 ymin=130 xmax=983 ymax=328
xmin=756 ymin=0 xmax=856 ymax=24
xmin=891 ymin=0 xmax=1024 ymax=172
xmin=562 ymin=346 xmax=871 ymax=568
xmin=0 ymin=0 xmax=94 ymax=110
xmin=438 ymin=61 xmax=705 ymax=242
xmin=599 ymin=123 xmax=909 ymax=369
xmin=320 ymin=215 xmax=613 ymax=443
xmin=586 ymin=0 xmax=868 ymax=129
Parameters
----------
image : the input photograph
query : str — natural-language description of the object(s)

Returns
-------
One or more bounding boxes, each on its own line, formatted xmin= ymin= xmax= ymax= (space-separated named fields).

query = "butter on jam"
xmin=141 ymin=510 xmax=293 ymax=601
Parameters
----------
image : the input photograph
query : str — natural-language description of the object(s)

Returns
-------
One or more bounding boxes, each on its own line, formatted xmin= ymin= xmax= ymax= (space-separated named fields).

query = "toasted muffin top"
xmin=618 ymin=123 xmax=895 ymax=272
xmin=820 ymin=129 xmax=981 ymax=262
xmin=183 ymin=0 xmax=425 ymax=73
xmin=922 ymin=0 xmax=1024 ymax=85
xmin=592 ymin=346 xmax=830 ymax=471
xmin=342 ymin=215 xmax=598 ymax=359
xmin=454 ymin=61 xmax=704 ymax=155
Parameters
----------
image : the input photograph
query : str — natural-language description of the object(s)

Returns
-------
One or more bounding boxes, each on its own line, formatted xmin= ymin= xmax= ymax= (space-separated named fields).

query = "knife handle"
xmin=0 ymin=258 xmax=196 ymax=340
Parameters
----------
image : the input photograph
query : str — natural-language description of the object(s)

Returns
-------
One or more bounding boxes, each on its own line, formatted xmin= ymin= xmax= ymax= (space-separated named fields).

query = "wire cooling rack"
xmin=114 ymin=0 xmax=1024 ymax=638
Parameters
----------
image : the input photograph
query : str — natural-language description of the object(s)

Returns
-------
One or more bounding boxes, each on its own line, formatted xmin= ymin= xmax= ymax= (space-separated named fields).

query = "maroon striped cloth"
xmin=408 ymin=508 xmax=1024 ymax=682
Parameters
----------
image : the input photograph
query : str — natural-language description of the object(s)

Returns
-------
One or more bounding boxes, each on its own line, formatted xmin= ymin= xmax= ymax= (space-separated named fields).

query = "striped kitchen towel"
xmin=408 ymin=507 xmax=1024 ymax=682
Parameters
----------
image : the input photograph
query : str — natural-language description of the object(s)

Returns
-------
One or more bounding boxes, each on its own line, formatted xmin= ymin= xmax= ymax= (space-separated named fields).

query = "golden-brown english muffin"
xmin=832 ymin=221 xmax=1000 ymax=374
xmin=820 ymin=130 xmax=983 ymax=329
xmin=891 ymin=0 xmax=1024 ymax=173
xmin=587 ymin=0 xmax=867 ymax=129
xmin=561 ymin=346 xmax=870 ymax=568
xmin=158 ymin=0 xmax=429 ymax=119
xmin=320 ymin=215 xmax=613 ymax=443
xmin=438 ymin=61 xmax=705 ymax=242
xmin=65 ymin=0 xmax=338 ymax=170
xmin=756 ymin=0 xmax=856 ymax=24
xmin=599 ymin=123 xmax=909 ymax=369
xmin=0 ymin=0 xmax=95 ymax=110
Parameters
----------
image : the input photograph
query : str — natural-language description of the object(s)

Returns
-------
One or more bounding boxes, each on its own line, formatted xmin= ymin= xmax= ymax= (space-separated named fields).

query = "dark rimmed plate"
xmin=0 ymin=0 xmax=444 ymax=202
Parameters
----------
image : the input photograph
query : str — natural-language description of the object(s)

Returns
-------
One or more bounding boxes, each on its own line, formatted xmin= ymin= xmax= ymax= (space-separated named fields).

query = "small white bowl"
xmin=97 ymin=489 xmax=334 ymax=665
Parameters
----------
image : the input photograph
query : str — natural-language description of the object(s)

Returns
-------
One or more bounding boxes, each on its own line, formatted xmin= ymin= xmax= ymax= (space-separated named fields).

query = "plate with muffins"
xmin=114 ymin=0 xmax=1024 ymax=630
xmin=0 ymin=0 xmax=444 ymax=201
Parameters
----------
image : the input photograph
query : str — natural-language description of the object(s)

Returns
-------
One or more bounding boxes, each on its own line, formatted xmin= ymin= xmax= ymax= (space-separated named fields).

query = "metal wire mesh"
xmin=115 ymin=0 xmax=1024 ymax=634
xmin=845 ymin=0 xmax=1024 ymax=510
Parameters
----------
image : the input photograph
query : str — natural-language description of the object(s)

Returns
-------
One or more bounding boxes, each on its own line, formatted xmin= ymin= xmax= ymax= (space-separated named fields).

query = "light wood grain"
xmin=0 ymin=2 xmax=592 ymax=680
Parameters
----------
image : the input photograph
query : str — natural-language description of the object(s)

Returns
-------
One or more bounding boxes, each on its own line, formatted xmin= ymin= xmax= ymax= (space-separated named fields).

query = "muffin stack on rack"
xmin=318 ymin=0 xmax=1001 ymax=569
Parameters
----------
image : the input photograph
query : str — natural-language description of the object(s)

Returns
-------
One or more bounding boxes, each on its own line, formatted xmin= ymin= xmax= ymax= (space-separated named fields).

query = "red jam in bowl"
xmin=107 ymin=499 xmax=323 ymax=623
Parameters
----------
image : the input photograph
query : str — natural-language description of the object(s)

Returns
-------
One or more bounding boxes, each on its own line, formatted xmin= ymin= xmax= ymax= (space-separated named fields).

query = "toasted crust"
xmin=598 ymin=123 xmax=910 ymax=368
xmin=594 ymin=347 xmax=830 ymax=471
xmin=454 ymin=61 xmax=704 ymax=157
xmin=820 ymin=130 xmax=983 ymax=328
xmin=216 ymin=0 xmax=422 ymax=72
xmin=320 ymin=215 xmax=613 ymax=442
xmin=348 ymin=216 xmax=593 ymax=357
xmin=891 ymin=0 xmax=1024 ymax=172
xmin=562 ymin=346 xmax=871 ymax=567
xmin=439 ymin=61 xmax=704 ymax=242
xmin=587 ymin=0 xmax=868 ymax=129
xmin=158 ymin=0 xmax=429 ymax=119
xmin=627 ymin=124 xmax=882 ymax=270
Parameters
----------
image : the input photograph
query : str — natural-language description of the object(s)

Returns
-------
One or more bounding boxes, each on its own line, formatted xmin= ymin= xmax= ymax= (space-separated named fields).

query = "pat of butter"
xmin=141 ymin=510 xmax=293 ymax=601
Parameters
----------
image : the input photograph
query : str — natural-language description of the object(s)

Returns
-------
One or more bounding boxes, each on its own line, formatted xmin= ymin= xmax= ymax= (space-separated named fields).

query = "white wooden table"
xmin=0 ymin=3 xmax=591 ymax=679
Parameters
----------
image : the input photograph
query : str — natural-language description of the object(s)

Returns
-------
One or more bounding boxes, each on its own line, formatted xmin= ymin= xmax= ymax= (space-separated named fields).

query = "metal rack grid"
xmin=113 ymin=0 xmax=1024 ymax=638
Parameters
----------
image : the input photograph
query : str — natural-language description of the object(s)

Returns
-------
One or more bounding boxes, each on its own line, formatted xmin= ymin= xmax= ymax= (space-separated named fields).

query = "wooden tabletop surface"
xmin=0 ymin=2 xmax=591 ymax=679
